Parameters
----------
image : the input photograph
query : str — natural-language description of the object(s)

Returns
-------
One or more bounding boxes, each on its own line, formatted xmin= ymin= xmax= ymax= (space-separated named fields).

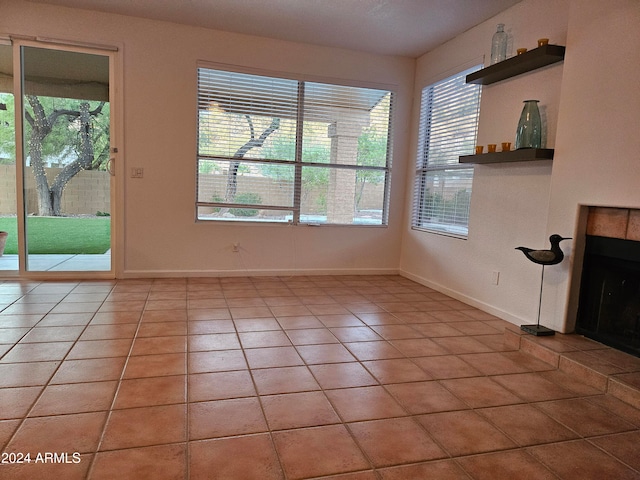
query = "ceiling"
xmin=27 ymin=0 xmax=522 ymax=57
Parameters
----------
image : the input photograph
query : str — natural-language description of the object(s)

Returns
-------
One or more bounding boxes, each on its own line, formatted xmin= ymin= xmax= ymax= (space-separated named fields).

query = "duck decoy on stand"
xmin=516 ymin=234 xmax=571 ymax=266
xmin=516 ymin=234 xmax=572 ymax=336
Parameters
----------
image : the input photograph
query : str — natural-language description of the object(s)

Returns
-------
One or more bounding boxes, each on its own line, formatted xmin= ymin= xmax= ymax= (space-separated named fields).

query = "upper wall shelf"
xmin=466 ymin=44 xmax=566 ymax=85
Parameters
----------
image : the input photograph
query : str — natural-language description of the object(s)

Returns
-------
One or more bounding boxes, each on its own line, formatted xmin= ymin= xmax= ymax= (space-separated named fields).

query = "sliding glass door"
xmin=0 ymin=40 xmax=116 ymax=276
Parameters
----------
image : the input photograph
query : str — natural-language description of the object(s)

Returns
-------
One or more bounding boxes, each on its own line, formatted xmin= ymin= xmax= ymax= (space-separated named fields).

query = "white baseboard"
xmin=121 ymin=267 xmax=400 ymax=279
xmin=399 ymin=269 xmax=523 ymax=327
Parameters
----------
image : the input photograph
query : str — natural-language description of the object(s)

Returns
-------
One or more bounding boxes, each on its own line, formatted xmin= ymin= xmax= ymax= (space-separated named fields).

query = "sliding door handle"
xmin=106 ymin=157 xmax=115 ymax=176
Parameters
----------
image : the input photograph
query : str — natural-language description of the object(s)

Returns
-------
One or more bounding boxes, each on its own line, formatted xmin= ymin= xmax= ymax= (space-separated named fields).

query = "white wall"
xmin=1 ymin=0 xmax=415 ymax=277
xmin=401 ymin=0 xmax=640 ymax=333
xmin=400 ymin=0 xmax=570 ymax=326
xmin=546 ymin=0 xmax=640 ymax=331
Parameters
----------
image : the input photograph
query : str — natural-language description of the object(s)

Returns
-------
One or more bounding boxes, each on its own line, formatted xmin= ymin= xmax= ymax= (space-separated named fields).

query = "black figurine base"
xmin=520 ymin=324 xmax=555 ymax=336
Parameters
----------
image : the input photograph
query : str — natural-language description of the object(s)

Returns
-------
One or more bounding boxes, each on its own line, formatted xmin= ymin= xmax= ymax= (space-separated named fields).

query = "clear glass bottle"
xmin=490 ymin=24 xmax=508 ymax=64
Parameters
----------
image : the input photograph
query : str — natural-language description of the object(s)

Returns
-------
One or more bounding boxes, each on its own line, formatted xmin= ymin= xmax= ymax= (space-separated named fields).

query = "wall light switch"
xmin=491 ymin=271 xmax=500 ymax=285
xmin=131 ymin=167 xmax=144 ymax=178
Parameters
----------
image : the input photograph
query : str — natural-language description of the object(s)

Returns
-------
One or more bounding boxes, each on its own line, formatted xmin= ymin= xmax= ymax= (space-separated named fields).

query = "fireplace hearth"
xmin=576 ymin=234 xmax=640 ymax=357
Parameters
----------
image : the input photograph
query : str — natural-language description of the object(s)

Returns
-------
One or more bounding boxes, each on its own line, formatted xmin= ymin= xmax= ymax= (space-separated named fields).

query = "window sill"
xmin=412 ymin=225 xmax=468 ymax=240
xmin=196 ymin=218 xmax=388 ymax=228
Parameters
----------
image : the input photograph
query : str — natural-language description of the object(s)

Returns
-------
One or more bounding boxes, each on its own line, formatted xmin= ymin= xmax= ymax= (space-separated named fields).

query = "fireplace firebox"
xmin=576 ymin=235 xmax=640 ymax=357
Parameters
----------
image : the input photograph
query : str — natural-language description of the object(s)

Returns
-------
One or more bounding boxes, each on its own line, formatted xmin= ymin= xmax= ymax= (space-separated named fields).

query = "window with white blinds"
xmin=412 ymin=66 xmax=482 ymax=237
xmin=197 ymin=67 xmax=394 ymax=225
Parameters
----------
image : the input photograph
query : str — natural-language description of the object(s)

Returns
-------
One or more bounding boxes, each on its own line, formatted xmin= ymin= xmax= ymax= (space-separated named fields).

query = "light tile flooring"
xmin=0 ymin=275 xmax=638 ymax=479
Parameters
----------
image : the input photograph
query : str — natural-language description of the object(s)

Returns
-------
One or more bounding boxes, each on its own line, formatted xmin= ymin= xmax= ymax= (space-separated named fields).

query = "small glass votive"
xmin=501 ymin=142 xmax=511 ymax=151
xmin=537 ymin=38 xmax=549 ymax=47
xmin=475 ymin=146 xmax=484 ymax=154
xmin=517 ymin=48 xmax=528 ymax=55
xmin=487 ymin=144 xmax=497 ymax=153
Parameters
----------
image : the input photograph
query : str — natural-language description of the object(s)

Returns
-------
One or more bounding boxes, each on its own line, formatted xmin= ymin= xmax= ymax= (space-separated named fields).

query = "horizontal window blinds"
xmin=197 ymin=67 xmax=394 ymax=225
xmin=412 ymin=66 xmax=481 ymax=237
xmin=198 ymin=69 xmax=298 ymax=161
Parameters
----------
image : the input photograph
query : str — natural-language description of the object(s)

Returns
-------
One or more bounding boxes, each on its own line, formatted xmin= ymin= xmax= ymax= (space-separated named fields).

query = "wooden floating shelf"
xmin=459 ymin=148 xmax=554 ymax=164
xmin=466 ymin=44 xmax=565 ymax=85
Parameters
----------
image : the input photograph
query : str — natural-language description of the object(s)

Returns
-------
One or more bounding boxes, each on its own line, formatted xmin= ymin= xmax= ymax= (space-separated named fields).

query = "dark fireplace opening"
xmin=576 ymin=235 xmax=640 ymax=357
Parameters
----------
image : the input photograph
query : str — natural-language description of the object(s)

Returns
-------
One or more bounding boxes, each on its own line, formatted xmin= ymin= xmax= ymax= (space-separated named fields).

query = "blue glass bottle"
xmin=515 ymin=100 xmax=542 ymax=148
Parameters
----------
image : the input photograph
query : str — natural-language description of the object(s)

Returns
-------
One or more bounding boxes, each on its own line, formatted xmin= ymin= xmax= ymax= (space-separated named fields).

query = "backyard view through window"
xmin=412 ymin=65 xmax=481 ymax=237
xmin=197 ymin=67 xmax=394 ymax=225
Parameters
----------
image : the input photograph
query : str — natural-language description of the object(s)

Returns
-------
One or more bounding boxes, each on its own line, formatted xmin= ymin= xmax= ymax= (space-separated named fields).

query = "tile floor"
xmin=0 ymin=275 xmax=638 ymax=479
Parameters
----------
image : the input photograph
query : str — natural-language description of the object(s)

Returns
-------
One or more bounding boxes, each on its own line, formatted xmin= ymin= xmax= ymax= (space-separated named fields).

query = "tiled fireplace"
xmin=576 ymin=207 xmax=640 ymax=357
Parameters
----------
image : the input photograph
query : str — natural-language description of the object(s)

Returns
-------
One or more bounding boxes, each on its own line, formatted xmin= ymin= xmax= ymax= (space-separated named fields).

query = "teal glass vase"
xmin=515 ymin=100 xmax=542 ymax=148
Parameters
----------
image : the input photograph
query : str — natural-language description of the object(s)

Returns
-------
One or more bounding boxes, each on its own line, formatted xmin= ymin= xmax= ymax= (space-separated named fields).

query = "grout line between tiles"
xmin=86 ymin=283 xmax=148 ymax=479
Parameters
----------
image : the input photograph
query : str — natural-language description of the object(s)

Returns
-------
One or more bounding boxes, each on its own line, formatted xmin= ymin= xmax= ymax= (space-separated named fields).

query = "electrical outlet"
xmin=491 ymin=271 xmax=500 ymax=285
xmin=131 ymin=167 xmax=144 ymax=178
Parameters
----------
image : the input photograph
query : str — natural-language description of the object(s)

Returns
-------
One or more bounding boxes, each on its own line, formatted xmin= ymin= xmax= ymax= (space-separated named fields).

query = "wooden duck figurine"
xmin=516 ymin=234 xmax=571 ymax=265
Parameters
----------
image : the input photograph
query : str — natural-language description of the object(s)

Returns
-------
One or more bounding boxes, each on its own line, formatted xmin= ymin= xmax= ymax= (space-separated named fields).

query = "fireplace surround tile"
xmin=586 ymin=207 xmax=629 ymax=238
xmin=627 ymin=209 xmax=640 ymax=241
xmin=586 ymin=206 xmax=640 ymax=241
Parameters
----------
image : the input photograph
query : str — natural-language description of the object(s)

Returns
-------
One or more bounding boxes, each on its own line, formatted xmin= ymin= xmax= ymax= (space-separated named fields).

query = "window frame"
xmin=196 ymin=64 xmax=395 ymax=227
xmin=412 ymin=65 xmax=482 ymax=238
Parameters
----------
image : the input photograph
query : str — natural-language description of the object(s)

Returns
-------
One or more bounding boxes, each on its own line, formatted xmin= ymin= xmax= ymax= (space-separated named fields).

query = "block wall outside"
xmin=0 ymin=165 xmax=110 ymax=215
xmin=1 ymin=166 xmax=382 ymax=217
xmin=0 ymin=165 xmax=17 ymax=214
xmin=197 ymin=173 xmax=384 ymax=216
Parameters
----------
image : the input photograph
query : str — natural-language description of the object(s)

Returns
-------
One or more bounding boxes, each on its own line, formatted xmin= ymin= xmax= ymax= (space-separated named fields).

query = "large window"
xmin=412 ymin=66 xmax=481 ymax=237
xmin=197 ymin=67 xmax=394 ymax=225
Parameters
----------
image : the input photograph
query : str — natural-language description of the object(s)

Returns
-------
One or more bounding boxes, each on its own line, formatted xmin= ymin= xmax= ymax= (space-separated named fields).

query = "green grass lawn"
xmin=0 ymin=217 xmax=111 ymax=254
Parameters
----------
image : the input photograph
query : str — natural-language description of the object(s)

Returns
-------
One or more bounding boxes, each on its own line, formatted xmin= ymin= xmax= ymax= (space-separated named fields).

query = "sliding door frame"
xmin=5 ymin=36 xmax=123 ymax=279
